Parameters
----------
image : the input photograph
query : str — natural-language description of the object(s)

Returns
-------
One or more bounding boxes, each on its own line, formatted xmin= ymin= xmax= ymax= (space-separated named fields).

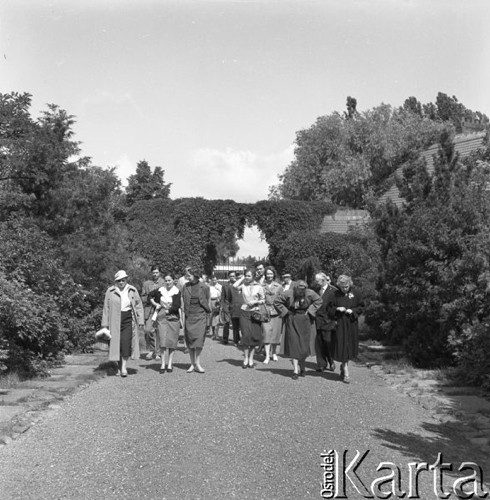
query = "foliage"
xmin=449 ymin=321 xmax=490 ymax=393
xmin=0 ymin=92 xmax=132 ymax=374
xmin=273 ymin=228 xmax=380 ymax=298
xmin=126 ymin=198 xmax=335 ymax=277
xmin=125 ymin=160 xmax=172 ymax=207
xmin=273 ymin=103 xmax=449 ymax=207
xmin=368 ymin=132 xmax=490 ymax=369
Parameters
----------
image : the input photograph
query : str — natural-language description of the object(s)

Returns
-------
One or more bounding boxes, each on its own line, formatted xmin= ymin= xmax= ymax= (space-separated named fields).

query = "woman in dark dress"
xmin=182 ymin=269 xmax=211 ymax=373
xmin=327 ymin=274 xmax=363 ymax=384
xmin=150 ymin=274 xmax=181 ymax=374
xmin=274 ymin=281 xmax=322 ymax=380
xmin=233 ymin=269 xmax=265 ymax=368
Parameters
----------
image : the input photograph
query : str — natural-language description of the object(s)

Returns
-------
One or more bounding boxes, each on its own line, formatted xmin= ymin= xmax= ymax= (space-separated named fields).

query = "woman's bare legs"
xmin=167 ymin=348 xmax=175 ymax=370
xmin=263 ymin=343 xmax=271 ymax=364
xmin=194 ymin=347 xmax=204 ymax=372
xmin=187 ymin=348 xmax=196 ymax=372
xmin=120 ymin=356 xmax=129 ymax=377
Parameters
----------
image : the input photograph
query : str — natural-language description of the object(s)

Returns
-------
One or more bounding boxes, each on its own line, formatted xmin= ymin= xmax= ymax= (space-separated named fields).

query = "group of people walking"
xmin=99 ymin=262 xmax=363 ymax=383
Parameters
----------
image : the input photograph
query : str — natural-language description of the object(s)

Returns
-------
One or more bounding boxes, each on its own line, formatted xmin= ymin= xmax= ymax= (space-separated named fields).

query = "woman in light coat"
xmin=101 ymin=270 xmax=144 ymax=377
xmin=261 ymin=266 xmax=283 ymax=364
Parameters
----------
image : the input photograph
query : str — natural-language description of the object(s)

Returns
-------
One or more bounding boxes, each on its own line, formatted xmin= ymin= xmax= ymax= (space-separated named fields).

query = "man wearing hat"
xmin=141 ymin=265 xmax=165 ymax=360
xmin=281 ymin=273 xmax=296 ymax=291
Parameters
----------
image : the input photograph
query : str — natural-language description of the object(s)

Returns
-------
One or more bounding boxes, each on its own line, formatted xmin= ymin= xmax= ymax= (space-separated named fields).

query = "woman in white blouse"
xmin=101 ymin=270 xmax=144 ymax=377
xmin=150 ymin=274 xmax=182 ymax=374
xmin=234 ymin=269 xmax=265 ymax=368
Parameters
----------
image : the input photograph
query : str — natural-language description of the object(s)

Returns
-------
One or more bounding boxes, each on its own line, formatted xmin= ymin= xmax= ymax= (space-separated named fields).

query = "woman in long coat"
xmin=274 ymin=281 xmax=322 ymax=379
xmin=101 ymin=270 xmax=144 ymax=377
xmin=261 ymin=266 xmax=283 ymax=364
xmin=182 ymin=268 xmax=211 ymax=373
xmin=327 ymin=274 xmax=363 ymax=384
xmin=150 ymin=274 xmax=181 ymax=374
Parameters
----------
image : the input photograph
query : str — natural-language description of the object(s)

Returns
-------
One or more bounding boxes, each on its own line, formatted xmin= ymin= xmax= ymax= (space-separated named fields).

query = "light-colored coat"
xmin=101 ymin=285 xmax=144 ymax=361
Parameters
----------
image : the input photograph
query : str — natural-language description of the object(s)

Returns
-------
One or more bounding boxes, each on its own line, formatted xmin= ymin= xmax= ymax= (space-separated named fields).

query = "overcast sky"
xmin=1 ymin=0 xmax=489 ymax=256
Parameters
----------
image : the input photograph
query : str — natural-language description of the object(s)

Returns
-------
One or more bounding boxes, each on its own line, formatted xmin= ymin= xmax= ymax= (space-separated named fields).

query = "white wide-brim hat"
xmin=114 ymin=270 xmax=128 ymax=281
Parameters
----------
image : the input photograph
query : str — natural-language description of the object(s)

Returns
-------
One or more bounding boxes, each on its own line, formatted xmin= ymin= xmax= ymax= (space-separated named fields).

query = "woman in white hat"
xmin=101 ymin=270 xmax=144 ymax=377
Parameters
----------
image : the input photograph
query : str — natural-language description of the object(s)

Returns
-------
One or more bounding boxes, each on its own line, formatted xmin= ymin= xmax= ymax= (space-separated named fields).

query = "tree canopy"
xmin=271 ymin=93 xmax=488 ymax=208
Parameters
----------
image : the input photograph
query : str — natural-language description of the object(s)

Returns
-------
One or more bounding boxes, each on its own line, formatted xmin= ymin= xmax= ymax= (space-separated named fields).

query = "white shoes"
xmin=263 ymin=357 xmax=270 ymax=364
xmin=272 ymin=354 xmax=278 ymax=362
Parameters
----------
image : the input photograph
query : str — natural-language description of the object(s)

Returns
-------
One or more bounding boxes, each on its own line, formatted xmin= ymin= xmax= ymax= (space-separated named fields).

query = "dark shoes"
xmin=292 ymin=373 xmax=299 ymax=380
xmin=299 ymin=369 xmax=305 ymax=377
xmin=329 ymin=362 xmax=336 ymax=372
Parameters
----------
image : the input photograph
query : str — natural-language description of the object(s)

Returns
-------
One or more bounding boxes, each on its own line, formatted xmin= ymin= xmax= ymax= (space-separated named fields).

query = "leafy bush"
xmin=273 ymin=228 xmax=380 ymax=299
xmin=449 ymin=321 xmax=490 ymax=393
xmin=368 ymin=132 xmax=490 ymax=370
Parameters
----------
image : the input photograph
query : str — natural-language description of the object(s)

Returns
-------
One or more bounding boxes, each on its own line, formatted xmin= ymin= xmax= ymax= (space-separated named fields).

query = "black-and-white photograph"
xmin=1 ymin=1 xmax=489 ymax=498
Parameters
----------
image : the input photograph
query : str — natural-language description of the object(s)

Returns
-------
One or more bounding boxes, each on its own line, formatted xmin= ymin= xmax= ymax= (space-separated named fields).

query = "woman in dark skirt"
xmin=182 ymin=268 xmax=211 ymax=373
xmin=274 ymin=281 xmax=322 ymax=379
xmin=233 ymin=269 xmax=265 ymax=368
xmin=101 ymin=270 xmax=144 ymax=377
xmin=150 ymin=274 xmax=181 ymax=374
xmin=327 ymin=274 xmax=364 ymax=384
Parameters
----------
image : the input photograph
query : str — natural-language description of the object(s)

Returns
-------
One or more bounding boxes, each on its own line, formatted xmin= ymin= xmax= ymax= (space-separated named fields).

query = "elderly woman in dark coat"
xmin=327 ymin=274 xmax=364 ymax=384
xmin=101 ymin=270 xmax=144 ymax=377
xmin=274 ymin=281 xmax=322 ymax=380
xmin=182 ymin=268 xmax=211 ymax=373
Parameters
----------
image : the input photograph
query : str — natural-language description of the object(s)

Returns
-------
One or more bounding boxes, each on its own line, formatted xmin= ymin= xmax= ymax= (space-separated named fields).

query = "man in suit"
xmin=255 ymin=262 xmax=265 ymax=285
xmin=314 ymin=272 xmax=337 ymax=372
xmin=220 ymin=271 xmax=243 ymax=345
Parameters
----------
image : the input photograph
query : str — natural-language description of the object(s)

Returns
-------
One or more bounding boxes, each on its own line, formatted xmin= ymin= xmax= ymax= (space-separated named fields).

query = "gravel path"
xmin=0 ymin=340 xmax=487 ymax=500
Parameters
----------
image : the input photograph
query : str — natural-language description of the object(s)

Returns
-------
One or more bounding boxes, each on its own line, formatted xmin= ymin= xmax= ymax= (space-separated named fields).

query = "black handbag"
xmin=251 ymin=304 xmax=270 ymax=323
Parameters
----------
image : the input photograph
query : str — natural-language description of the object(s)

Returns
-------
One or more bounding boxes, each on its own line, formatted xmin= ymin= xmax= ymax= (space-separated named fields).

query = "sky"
xmin=1 ymin=0 xmax=489 ymax=256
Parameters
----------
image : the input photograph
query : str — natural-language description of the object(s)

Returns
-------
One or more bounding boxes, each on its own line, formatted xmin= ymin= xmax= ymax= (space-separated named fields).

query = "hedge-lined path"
xmin=0 ymin=339 xmax=488 ymax=500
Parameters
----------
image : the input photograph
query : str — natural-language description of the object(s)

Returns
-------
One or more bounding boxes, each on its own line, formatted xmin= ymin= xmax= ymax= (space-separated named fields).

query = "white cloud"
xmin=110 ymin=153 xmax=134 ymax=186
xmin=172 ymin=145 xmax=294 ymax=202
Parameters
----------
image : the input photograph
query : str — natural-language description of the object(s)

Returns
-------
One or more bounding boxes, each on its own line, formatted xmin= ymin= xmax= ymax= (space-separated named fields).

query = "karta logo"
xmin=321 ymin=450 xmax=488 ymax=499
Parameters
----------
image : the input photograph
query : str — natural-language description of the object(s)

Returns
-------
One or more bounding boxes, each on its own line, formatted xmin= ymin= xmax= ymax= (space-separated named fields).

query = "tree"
xmin=125 ymin=160 xmax=172 ymax=206
xmin=368 ymin=133 xmax=490 ymax=368
xmin=272 ymin=102 xmax=447 ymax=207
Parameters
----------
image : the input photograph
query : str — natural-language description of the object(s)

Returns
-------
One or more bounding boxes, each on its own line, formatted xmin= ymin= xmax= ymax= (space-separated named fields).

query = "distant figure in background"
xmin=327 ymin=274 xmax=364 ymax=384
xmin=141 ymin=265 xmax=165 ymax=361
xmin=234 ymin=269 xmax=265 ymax=368
xmin=177 ymin=266 xmax=192 ymax=292
xmin=281 ymin=273 xmax=295 ymax=292
xmin=255 ymin=262 xmax=266 ymax=285
xmin=209 ymin=276 xmax=222 ymax=340
xmin=220 ymin=271 xmax=243 ymax=345
xmin=101 ymin=270 xmax=144 ymax=377
xmin=274 ymin=281 xmax=322 ymax=380
xmin=261 ymin=266 xmax=283 ymax=364
xmin=182 ymin=268 xmax=211 ymax=373
xmin=150 ymin=274 xmax=181 ymax=374
xmin=314 ymin=272 xmax=337 ymax=373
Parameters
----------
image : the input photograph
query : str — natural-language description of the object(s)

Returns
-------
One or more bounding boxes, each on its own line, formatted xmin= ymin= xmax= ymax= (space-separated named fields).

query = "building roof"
xmin=378 ymin=132 xmax=487 ymax=207
xmin=319 ymin=209 xmax=370 ymax=234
